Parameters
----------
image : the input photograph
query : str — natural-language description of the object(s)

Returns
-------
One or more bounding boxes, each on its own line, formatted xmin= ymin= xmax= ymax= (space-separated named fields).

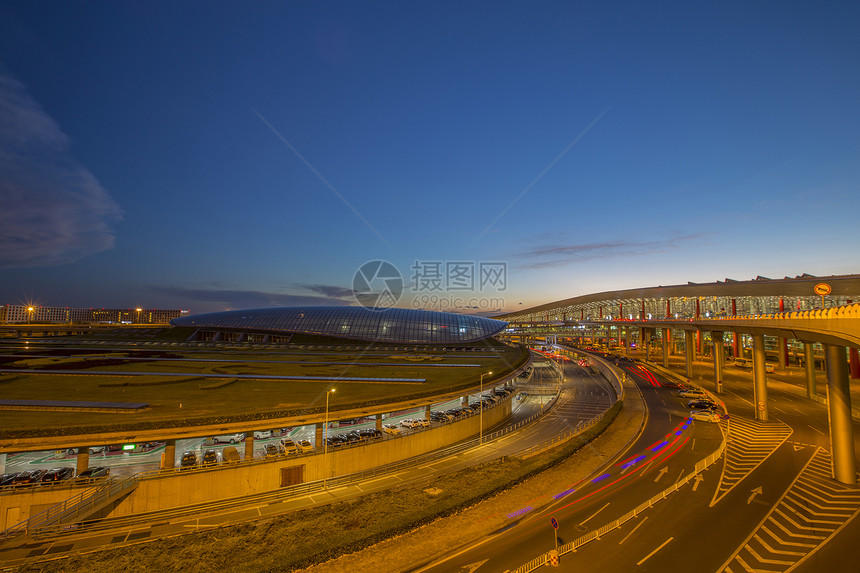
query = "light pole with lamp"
xmin=479 ymin=371 xmax=493 ymax=444
xmin=27 ymin=307 xmax=34 ymax=324
xmin=323 ymin=388 xmax=335 ymax=488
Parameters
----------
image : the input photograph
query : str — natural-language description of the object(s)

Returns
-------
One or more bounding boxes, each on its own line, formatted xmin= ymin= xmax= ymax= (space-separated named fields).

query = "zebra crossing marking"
xmin=720 ymin=448 xmax=860 ymax=573
xmin=710 ymin=415 xmax=793 ymax=507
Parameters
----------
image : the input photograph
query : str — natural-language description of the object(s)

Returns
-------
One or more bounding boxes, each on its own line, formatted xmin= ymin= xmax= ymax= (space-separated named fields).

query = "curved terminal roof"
xmin=170 ymin=306 xmax=507 ymax=344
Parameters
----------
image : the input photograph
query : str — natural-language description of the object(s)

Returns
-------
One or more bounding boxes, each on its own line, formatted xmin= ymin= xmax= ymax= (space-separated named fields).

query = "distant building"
xmin=0 ymin=305 xmax=189 ymax=325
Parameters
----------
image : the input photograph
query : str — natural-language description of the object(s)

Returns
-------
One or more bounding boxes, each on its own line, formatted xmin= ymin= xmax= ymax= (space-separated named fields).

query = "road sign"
xmin=550 ymin=517 xmax=559 ymax=529
xmin=813 ymin=283 xmax=832 ymax=296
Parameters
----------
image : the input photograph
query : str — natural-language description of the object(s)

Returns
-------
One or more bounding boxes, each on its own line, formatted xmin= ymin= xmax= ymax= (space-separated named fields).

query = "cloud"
xmin=0 ymin=73 xmax=122 ymax=268
xmin=149 ymin=286 xmax=353 ymax=310
xmin=515 ymin=235 xmax=705 ymax=269
xmin=299 ymin=284 xmax=354 ymax=298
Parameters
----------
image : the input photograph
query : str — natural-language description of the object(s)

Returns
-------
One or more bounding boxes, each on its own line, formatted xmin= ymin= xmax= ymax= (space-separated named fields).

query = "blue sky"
xmin=1 ymin=1 xmax=858 ymax=316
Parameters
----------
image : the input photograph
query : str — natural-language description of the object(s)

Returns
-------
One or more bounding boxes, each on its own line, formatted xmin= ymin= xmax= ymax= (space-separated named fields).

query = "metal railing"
xmin=3 ymin=364 xmax=581 ymax=541
xmin=0 ymin=473 xmax=140 ymax=540
xmin=3 ymin=352 xmax=629 ymax=543
xmin=512 ymin=417 xmax=728 ymax=572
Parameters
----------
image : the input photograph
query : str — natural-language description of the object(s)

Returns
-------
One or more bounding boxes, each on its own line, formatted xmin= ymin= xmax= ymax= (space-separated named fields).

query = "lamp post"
xmin=479 ymin=371 xmax=493 ymax=444
xmin=27 ymin=307 xmax=34 ymax=324
xmin=136 ymin=308 xmax=142 ymax=324
xmin=323 ymin=388 xmax=335 ymax=488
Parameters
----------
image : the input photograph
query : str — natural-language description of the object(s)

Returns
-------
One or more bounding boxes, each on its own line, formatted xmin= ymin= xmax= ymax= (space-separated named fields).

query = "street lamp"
xmin=27 ymin=307 xmax=34 ymax=324
xmin=136 ymin=308 xmax=142 ymax=324
xmin=323 ymin=388 xmax=335 ymax=488
xmin=479 ymin=371 xmax=493 ymax=444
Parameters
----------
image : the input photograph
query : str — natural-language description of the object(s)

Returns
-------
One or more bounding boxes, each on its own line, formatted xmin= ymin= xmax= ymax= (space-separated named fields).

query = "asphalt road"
xmin=482 ymin=355 xmax=860 ymax=573
xmin=417 ymin=359 xmax=724 ymax=573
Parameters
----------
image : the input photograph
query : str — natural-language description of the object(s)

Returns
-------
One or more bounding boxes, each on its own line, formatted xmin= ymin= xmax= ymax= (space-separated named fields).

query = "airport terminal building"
xmin=170 ymin=306 xmax=508 ymax=345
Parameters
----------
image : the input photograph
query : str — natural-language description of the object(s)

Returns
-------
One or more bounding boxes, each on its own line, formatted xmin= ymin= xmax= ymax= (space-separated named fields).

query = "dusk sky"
xmin=1 ymin=1 xmax=858 ymax=316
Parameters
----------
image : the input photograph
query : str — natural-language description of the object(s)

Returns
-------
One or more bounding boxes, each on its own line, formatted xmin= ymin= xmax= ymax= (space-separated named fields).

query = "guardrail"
xmin=511 ymin=382 xmax=728 ymax=573
xmin=3 ymin=360 xmax=575 ymax=541
xmin=512 ymin=438 xmax=726 ymax=572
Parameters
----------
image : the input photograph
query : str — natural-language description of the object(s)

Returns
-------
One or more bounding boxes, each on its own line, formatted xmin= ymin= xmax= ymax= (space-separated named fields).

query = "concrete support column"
xmin=0 ymin=453 xmax=6 ymax=474
xmin=375 ymin=414 xmax=383 ymax=431
xmin=163 ymin=439 xmax=176 ymax=469
xmin=778 ymin=337 xmax=788 ymax=371
xmin=850 ymin=347 xmax=860 ymax=380
xmin=805 ymin=343 xmax=817 ymax=398
xmin=425 ymin=404 xmax=432 ymax=420
xmin=712 ymin=331 xmax=724 ymax=394
xmin=642 ymin=328 xmax=651 ymax=362
xmin=75 ymin=448 xmax=89 ymax=475
xmin=662 ymin=328 xmax=670 ymax=368
xmin=623 ymin=327 xmax=629 ymax=355
xmin=315 ymin=423 xmax=324 ymax=449
xmin=753 ymin=334 xmax=769 ymax=422
xmin=825 ymin=344 xmax=857 ymax=484
xmin=461 ymin=395 xmax=469 ymax=407
xmin=684 ymin=330 xmax=694 ymax=379
xmin=733 ymin=332 xmax=740 ymax=358
xmin=244 ymin=432 xmax=255 ymax=461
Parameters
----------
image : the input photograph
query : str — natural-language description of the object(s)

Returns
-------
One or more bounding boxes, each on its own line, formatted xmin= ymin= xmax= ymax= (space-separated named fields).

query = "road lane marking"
xmin=807 ymin=425 xmax=826 ymax=436
xmin=579 ymin=502 xmax=610 ymax=526
xmin=636 ymin=537 xmax=673 ymax=565
xmin=618 ymin=516 xmax=648 ymax=545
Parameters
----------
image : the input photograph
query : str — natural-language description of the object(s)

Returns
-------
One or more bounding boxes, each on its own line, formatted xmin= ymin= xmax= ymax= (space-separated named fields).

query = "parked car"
xmin=253 ymin=430 xmax=273 ymax=440
xmin=76 ymin=466 xmax=110 ymax=482
xmin=691 ymin=410 xmax=721 ymax=423
xmin=733 ymin=358 xmax=753 ymax=368
xmin=0 ymin=473 xmax=20 ymax=487
xmin=340 ymin=432 xmax=359 ymax=444
xmin=201 ymin=449 xmax=219 ymax=466
xmin=359 ymin=428 xmax=382 ymax=440
xmin=221 ymin=446 xmax=240 ymax=464
xmin=215 ymin=434 xmax=244 ymax=444
xmin=280 ymin=439 xmax=298 ymax=455
xmin=40 ymin=467 xmax=75 ymax=483
xmin=688 ymin=399 xmax=718 ymax=410
xmin=415 ymin=418 xmax=430 ymax=428
xmin=263 ymin=444 xmax=281 ymax=459
xmin=296 ymin=439 xmax=314 ymax=453
xmin=11 ymin=470 xmax=46 ymax=485
xmin=382 ymin=424 xmax=401 ymax=435
xmin=179 ymin=451 xmax=197 ymax=470
xmin=400 ymin=419 xmax=420 ymax=428
xmin=325 ymin=436 xmax=345 ymax=448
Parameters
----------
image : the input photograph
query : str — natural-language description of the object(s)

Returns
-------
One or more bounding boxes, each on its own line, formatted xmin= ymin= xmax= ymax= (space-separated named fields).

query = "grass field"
xmin=0 ymin=335 xmax=527 ymax=438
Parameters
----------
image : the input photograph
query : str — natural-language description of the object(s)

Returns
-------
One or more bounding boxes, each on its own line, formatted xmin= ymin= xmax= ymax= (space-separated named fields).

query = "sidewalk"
xmin=301 ymin=373 xmax=647 ymax=573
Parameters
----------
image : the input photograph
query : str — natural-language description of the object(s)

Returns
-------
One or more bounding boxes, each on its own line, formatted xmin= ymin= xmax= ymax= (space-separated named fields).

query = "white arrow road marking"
xmin=747 ymin=486 xmax=763 ymax=504
xmin=692 ymin=474 xmax=704 ymax=491
xmin=460 ymin=559 xmax=488 ymax=572
xmin=793 ymin=445 xmax=805 ymax=451
xmin=654 ymin=467 xmax=668 ymax=482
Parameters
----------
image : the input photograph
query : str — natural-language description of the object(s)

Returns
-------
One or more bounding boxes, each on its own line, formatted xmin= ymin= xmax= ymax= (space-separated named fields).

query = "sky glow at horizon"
xmin=1 ymin=2 xmax=858 ymax=316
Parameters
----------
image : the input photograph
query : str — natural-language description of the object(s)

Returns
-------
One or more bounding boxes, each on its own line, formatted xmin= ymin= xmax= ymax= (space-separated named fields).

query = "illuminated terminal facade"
xmin=499 ymin=273 xmax=860 ymax=362
xmin=170 ymin=306 xmax=507 ymax=345
xmin=501 ymin=274 xmax=860 ymax=323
